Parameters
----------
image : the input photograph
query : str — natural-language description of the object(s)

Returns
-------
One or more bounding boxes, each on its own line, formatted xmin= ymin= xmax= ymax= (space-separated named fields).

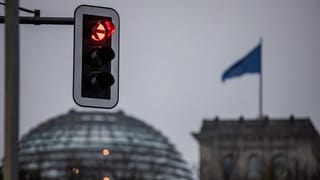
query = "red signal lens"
xmin=91 ymin=20 xmax=115 ymax=42
xmin=91 ymin=22 xmax=106 ymax=42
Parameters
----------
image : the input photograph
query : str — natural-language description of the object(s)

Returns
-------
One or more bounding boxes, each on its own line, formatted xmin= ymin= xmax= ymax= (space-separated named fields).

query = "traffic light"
xmin=73 ymin=5 xmax=119 ymax=108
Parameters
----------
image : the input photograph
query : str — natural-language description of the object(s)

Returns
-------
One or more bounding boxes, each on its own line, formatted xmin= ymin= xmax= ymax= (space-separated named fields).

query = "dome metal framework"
xmin=19 ymin=110 xmax=192 ymax=180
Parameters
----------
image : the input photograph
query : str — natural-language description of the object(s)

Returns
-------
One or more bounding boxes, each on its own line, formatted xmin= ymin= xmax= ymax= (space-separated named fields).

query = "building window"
xmin=272 ymin=154 xmax=288 ymax=179
xmin=248 ymin=155 xmax=261 ymax=178
xmin=222 ymin=155 xmax=235 ymax=180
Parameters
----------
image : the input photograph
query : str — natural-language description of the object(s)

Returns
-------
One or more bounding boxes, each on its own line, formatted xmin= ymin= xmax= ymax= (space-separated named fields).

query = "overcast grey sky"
xmin=1 ymin=0 xmax=320 ymax=169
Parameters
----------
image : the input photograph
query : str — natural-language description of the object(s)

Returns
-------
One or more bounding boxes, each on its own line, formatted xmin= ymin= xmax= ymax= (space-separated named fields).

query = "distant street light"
xmin=102 ymin=149 xmax=110 ymax=156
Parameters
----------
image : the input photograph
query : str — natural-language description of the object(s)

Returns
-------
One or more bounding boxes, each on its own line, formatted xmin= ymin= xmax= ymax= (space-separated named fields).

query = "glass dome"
xmin=19 ymin=110 xmax=192 ymax=180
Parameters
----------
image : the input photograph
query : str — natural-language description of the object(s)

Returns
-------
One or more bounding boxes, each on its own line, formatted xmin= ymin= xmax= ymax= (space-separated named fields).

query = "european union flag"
xmin=222 ymin=43 xmax=261 ymax=82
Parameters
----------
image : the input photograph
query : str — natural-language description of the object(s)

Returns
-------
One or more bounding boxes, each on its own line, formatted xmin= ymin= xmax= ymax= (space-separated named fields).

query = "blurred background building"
xmin=1 ymin=110 xmax=192 ymax=180
xmin=193 ymin=116 xmax=320 ymax=180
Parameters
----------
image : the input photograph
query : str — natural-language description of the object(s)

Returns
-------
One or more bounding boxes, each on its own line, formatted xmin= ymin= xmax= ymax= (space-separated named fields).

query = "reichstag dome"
xmin=18 ymin=110 xmax=192 ymax=180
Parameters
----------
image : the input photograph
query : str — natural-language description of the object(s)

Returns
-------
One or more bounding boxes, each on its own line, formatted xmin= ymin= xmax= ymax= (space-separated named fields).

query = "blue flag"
xmin=222 ymin=43 xmax=261 ymax=82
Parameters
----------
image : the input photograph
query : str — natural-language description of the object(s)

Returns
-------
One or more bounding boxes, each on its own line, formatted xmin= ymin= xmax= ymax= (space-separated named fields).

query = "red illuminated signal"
xmin=91 ymin=20 xmax=116 ymax=42
xmin=104 ymin=21 xmax=116 ymax=37
xmin=91 ymin=23 xmax=106 ymax=42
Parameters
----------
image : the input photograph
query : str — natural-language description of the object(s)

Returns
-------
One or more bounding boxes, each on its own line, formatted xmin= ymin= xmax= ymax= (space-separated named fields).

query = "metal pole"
xmin=0 ymin=16 xmax=74 ymax=25
xmin=259 ymin=38 xmax=263 ymax=119
xmin=4 ymin=0 xmax=20 ymax=179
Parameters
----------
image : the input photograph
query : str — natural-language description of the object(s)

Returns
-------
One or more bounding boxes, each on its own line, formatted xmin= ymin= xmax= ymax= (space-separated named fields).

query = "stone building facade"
xmin=193 ymin=116 xmax=320 ymax=180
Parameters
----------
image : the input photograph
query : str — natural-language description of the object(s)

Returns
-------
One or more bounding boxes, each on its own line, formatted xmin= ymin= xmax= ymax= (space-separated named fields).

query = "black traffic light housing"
xmin=73 ymin=5 xmax=119 ymax=108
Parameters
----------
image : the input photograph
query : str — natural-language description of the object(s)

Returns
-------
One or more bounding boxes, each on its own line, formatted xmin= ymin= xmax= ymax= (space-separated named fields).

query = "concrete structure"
xmin=193 ymin=116 xmax=320 ymax=180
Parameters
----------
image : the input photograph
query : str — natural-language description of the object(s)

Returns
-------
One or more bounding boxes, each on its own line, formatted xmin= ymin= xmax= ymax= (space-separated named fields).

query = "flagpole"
xmin=222 ymin=38 xmax=264 ymax=118
xmin=259 ymin=38 xmax=263 ymax=119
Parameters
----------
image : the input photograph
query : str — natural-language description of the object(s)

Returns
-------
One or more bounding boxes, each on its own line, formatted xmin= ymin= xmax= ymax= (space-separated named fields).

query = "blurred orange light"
xmin=103 ymin=176 xmax=110 ymax=180
xmin=102 ymin=148 xmax=110 ymax=156
xmin=72 ymin=168 xmax=79 ymax=174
